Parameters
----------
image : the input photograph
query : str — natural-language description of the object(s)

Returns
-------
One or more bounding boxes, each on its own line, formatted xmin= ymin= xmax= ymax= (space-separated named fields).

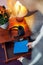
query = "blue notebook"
xmin=13 ymin=40 xmax=29 ymax=54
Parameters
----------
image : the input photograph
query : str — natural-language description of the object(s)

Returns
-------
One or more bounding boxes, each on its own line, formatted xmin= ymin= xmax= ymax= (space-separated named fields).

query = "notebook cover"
xmin=13 ymin=40 xmax=29 ymax=54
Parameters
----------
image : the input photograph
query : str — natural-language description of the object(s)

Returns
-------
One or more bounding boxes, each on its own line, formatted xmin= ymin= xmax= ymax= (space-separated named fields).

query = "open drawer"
xmin=3 ymin=41 xmax=32 ymax=62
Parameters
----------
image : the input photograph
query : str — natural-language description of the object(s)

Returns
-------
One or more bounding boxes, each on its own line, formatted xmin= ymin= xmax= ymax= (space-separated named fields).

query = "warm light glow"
xmin=13 ymin=1 xmax=28 ymax=17
xmin=7 ymin=0 xmax=13 ymax=12
xmin=7 ymin=0 xmax=34 ymax=31
xmin=9 ymin=17 xmax=27 ymax=29
xmin=7 ymin=0 xmax=27 ymax=17
xmin=25 ymin=15 xmax=34 ymax=30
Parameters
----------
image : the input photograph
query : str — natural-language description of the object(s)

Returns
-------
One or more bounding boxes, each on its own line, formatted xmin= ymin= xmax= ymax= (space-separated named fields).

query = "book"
xmin=13 ymin=40 xmax=29 ymax=54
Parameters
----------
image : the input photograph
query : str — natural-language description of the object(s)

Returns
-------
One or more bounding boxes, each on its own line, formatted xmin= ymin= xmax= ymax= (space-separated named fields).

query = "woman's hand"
xmin=27 ymin=42 xmax=32 ymax=48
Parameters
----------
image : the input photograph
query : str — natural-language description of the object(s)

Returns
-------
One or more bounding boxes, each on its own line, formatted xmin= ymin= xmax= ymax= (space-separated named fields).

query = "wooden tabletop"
xmin=0 ymin=28 xmax=14 ymax=44
xmin=0 ymin=11 xmax=37 ymax=44
xmin=0 ymin=25 xmax=32 ymax=44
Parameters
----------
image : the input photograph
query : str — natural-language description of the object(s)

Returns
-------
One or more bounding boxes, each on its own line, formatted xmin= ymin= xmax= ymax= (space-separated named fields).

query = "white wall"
xmin=0 ymin=0 xmax=7 ymax=8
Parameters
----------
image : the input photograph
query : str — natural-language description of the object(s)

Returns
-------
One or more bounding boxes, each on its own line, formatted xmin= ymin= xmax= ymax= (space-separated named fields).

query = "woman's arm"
xmin=27 ymin=25 xmax=43 ymax=48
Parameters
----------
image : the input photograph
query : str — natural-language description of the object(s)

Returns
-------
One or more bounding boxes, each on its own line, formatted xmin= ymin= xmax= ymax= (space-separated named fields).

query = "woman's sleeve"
xmin=31 ymin=25 xmax=43 ymax=48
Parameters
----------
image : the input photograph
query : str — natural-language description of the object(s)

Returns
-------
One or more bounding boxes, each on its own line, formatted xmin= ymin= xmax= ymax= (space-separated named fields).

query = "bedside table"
xmin=0 ymin=22 xmax=32 ymax=63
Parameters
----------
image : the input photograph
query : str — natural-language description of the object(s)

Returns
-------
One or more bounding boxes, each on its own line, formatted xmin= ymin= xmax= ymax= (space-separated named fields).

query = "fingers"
xmin=26 ymin=42 xmax=31 ymax=46
xmin=26 ymin=42 xmax=32 ymax=48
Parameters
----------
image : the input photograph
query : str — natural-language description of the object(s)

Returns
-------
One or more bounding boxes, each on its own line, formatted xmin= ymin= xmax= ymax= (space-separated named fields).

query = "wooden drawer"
xmin=3 ymin=41 xmax=32 ymax=62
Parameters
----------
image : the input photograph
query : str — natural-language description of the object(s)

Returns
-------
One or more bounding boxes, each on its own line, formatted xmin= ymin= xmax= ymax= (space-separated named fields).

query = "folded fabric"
xmin=13 ymin=40 xmax=29 ymax=54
